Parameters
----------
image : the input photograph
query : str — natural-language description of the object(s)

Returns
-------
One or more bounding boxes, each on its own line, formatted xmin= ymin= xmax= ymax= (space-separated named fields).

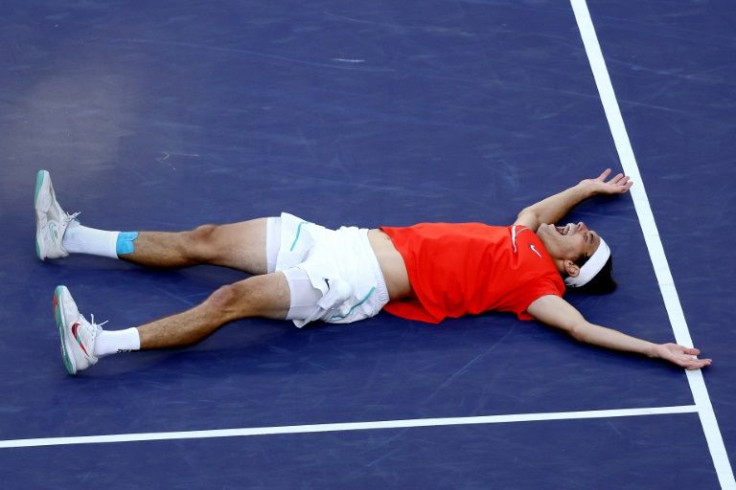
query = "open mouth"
xmin=555 ymin=224 xmax=574 ymax=236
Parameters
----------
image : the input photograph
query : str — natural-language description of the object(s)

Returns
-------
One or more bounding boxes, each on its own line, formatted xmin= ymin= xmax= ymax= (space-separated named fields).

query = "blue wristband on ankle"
xmin=116 ymin=232 xmax=139 ymax=256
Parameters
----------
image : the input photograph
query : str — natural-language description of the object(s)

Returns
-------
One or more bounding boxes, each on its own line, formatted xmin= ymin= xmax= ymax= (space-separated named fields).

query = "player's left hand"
xmin=655 ymin=343 xmax=712 ymax=370
xmin=582 ymin=168 xmax=633 ymax=195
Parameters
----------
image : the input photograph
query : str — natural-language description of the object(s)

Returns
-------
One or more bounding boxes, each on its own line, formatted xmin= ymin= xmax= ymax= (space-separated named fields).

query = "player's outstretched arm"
xmin=526 ymin=295 xmax=712 ymax=370
xmin=515 ymin=169 xmax=633 ymax=232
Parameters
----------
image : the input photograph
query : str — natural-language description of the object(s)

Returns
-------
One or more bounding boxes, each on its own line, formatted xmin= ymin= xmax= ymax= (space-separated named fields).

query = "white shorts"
xmin=267 ymin=212 xmax=389 ymax=328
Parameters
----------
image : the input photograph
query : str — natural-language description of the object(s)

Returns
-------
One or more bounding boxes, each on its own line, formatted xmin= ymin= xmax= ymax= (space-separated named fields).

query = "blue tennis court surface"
xmin=1 ymin=1 xmax=734 ymax=488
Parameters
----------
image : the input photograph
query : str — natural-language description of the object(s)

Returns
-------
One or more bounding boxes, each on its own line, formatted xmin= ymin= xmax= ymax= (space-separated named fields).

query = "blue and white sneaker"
xmin=53 ymin=286 xmax=103 ymax=375
xmin=34 ymin=170 xmax=79 ymax=260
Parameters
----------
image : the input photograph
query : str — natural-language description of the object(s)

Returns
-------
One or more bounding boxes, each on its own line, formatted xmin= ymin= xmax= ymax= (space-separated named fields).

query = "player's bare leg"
xmin=54 ymin=273 xmax=291 ymax=374
xmin=35 ymin=169 xmax=272 ymax=274
xmin=137 ymin=272 xmax=290 ymax=349
xmin=121 ymin=220 xmax=270 ymax=274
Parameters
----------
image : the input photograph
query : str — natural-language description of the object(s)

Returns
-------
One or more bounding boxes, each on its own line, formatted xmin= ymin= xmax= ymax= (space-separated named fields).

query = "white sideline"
xmin=0 ymin=405 xmax=697 ymax=449
xmin=570 ymin=0 xmax=735 ymax=487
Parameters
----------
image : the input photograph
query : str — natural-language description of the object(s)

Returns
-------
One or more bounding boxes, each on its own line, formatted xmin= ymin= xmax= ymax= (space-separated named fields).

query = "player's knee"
xmin=189 ymin=224 xmax=218 ymax=244
xmin=206 ymin=280 xmax=270 ymax=318
xmin=204 ymin=276 xmax=285 ymax=320
xmin=204 ymin=283 xmax=243 ymax=318
xmin=186 ymin=224 xmax=219 ymax=260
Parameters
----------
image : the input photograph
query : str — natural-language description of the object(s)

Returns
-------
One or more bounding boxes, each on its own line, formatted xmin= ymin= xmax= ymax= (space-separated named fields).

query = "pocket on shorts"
xmin=275 ymin=213 xmax=325 ymax=271
xmin=323 ymin=281 xmax=392 ymax=324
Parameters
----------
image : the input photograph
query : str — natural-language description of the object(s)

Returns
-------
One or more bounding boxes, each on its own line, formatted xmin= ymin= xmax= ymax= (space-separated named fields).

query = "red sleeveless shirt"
xmin=380 ymin=223 xmax=565 ymax=323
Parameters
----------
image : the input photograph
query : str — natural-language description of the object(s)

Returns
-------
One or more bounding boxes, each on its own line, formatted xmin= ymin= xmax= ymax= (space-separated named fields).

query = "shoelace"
xmin=63 ymin=211 xmax=81 ymax=225
xmin=89 ymin=314 xmax=109 ymax=330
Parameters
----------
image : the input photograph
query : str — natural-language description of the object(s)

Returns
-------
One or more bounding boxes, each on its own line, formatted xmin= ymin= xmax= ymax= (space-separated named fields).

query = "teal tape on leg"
xmin=116 ymin=232 xmax=139 ymax=256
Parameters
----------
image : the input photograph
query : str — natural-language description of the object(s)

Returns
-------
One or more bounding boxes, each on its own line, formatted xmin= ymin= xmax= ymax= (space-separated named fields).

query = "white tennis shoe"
xmin=34 ymin=170 xmax=79 ymax=260
xmin=54 ymin=285 xmax=103 ymax=375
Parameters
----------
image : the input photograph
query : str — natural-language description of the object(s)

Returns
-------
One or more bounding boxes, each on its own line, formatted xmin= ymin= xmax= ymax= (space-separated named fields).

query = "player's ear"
xmin=563 ymin=260 xmax=580 ymax=278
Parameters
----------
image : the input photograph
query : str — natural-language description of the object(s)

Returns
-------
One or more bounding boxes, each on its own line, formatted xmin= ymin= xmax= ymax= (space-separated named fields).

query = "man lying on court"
xmin=35 ymin=168 xmax=712 ymax=375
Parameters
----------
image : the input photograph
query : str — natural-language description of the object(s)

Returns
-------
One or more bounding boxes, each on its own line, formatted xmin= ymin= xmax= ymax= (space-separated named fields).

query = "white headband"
xmin=564 ymin=238 xmax=611 ymax=288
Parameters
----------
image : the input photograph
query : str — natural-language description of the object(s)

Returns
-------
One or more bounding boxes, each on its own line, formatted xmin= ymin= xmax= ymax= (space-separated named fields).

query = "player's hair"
xmin=568 ymin=254 xmax=617 ymax=295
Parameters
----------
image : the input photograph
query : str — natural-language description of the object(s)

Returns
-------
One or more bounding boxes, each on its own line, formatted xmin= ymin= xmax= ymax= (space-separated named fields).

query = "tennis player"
xmin=34 ymin=169 xmax=711 ymax=374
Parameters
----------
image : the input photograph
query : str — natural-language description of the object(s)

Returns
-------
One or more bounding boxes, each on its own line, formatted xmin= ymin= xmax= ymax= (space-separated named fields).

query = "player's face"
xmin=538 ymin=222 xmax=601 ymax=260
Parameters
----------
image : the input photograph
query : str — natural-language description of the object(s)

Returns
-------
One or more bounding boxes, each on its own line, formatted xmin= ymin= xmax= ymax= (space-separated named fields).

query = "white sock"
xmin=93 ymin=328 xmax=141 ymax=357
xmin=63 ymin=225 xmax=120 ymax=259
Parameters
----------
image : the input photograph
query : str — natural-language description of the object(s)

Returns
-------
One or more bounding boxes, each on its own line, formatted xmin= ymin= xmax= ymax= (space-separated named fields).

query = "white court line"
xmin=0 ymin=405 xmax=697 ymax=449
xmin=570 ymin=0 xmax=735 ymax=488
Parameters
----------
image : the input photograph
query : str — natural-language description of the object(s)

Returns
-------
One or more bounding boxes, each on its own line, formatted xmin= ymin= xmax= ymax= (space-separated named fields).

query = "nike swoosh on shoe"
xmin=71 ymin=322 xmax=90 ymax=356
